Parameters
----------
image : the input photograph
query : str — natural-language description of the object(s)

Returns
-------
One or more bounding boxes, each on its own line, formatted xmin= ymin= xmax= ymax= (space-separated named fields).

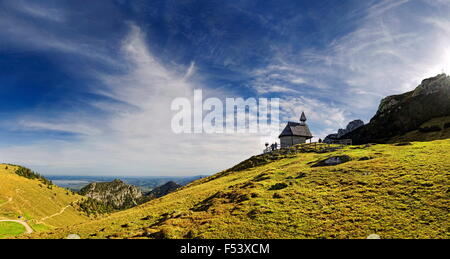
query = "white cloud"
xmin=12 ymin=1 xmax=66 ymax=22
xmin=331 ymin=1 xmax=450 ymax=98
xmin=0 ymin=1 xmax=118 ymax=67
xmin=183 ymin=62 xmax=197 ymax=80
xmin=254 ymin=84 xmax=301 ymax=95
xmin=18 ymin=121 xmax=101 ymax=136
xmin=253 ymin=0 xmax=450 ymax=129
xmin=365 ymin=0 xmax=411 ymax=19
xmin=250 ymin=63 xmax=312 ymax=94
xmin=0 ymin=24 xmax=273 ymax=176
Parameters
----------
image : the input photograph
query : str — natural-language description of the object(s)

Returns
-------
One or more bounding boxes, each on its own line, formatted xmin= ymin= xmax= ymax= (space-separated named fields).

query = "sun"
xmin=441 ymin=49 xmax=450 ymax=75
xmin=443 ymin=62 xmax=450 ymax=75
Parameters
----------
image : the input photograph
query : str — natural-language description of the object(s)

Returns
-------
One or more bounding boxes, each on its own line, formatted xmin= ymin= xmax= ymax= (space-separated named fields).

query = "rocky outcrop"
xmin=311 ymin=155 xmax=351 ymax=167
xmin=345 ymin=120 xmax=365 ymax=133
xmin=323 ymin=134 xmax=339 ymax=143
xmin=341 ymin=74 xmax=450 ymax=144
xmin=79 ymin=179 xmax=183 ymax=211
xmin=412 ymin=74 xmax=450 ymax=97
xmin=324 ymin=120 xmax=364 ymax=143
xmin=79 ymin=179 xmax=144 ymax=210
xmin=147 ymin=181 xmax=181 ymax=199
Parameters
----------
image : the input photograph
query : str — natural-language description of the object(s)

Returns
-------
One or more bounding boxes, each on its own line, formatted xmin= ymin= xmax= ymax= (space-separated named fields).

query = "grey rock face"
xmin=412 ymin=73 xmax=450 ymax=97
xmin=311 ymin=155 xmax=351 ymax=167
xmin=324 ymin=120 xmax=364 ymax=143
xmin=341 ymin=74 xmax=450 ymax=144
xmin=378 ymin=96 xmax=400 ymax=113
xmin=79 ymin=179 xmax=144 ymax=210
xmin=346 ymin=120 xmax=365 ymax=133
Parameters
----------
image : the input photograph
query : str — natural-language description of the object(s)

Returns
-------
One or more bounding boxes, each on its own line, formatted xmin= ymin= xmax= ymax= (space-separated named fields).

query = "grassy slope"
xmin=30 ymin=140 xmax=450 ymax=239
xmin=389 ymin=116 xmax=450 ymax=143
xmin=0 ymin=164 xmax=89 ymax=234
xmin=0 ymin=222 xmax=26 ymax=238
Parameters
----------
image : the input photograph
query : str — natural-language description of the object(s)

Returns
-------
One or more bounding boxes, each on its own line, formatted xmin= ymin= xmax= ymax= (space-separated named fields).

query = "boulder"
xmin=66 ymin=234 xmax=81 ymax=239
xmin=367 ymin=234 xmax=381 ymax=239
xmin=311 ymin=155 xmax=351 ymax=167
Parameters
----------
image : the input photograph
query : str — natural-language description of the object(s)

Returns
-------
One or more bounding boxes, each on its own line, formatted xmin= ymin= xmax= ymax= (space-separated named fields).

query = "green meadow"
xmin=0 ymin=221 xmax=26 ymax=239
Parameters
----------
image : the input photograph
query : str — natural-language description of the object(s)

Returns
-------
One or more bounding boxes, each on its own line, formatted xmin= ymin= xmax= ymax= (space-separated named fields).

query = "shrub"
xmin=14 ymin=166 xmax=53 ymax=186
xmin=269 ymin=183 xmax=288 ymax=190
xmin=311 ymin=155 xmax=351 ymax=167
xmin=77 ymin=198 xmax=115 ymax=216
xmin=419 ymin=126 xmax=442 ymax=133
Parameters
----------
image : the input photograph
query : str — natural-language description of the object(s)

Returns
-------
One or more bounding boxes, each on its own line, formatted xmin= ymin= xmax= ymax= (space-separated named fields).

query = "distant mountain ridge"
xmin=147 ymin=181 xmax=181 ymax=199
xmin=48 ymin=175 xmax=206 ymax=192
xmin=324 ymin=120 xmax=364 ymax=143
xmin=339 ymin=74 xmax=450 ymax=144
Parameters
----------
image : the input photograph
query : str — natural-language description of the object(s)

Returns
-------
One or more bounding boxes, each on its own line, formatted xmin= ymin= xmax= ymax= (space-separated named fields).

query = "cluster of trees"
xmin=14 ymin=166 xmax=53 ymax=186
xmin=77 ymin=198 xmax=115 ymax=216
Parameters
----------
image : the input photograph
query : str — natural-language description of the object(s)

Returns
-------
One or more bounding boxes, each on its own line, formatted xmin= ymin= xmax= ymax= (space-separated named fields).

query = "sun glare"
xmin=442 ymin=49 xmax=450 ymax=74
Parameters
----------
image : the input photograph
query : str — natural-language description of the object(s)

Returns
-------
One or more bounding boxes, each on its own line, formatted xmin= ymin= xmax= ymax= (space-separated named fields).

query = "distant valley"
xmin=47 ymin=175 xmax=207 ymax=192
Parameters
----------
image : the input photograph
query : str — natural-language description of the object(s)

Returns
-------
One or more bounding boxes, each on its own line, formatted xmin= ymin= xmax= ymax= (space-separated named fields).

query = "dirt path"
xmin=38 ymin=204 xmax=72 ymax=222
xmin=0 ymin=220 xmax=33 ymax=234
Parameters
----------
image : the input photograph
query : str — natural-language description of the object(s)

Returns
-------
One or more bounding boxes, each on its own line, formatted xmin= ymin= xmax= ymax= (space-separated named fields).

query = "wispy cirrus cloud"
xmin=0 ymin=0 xmax=120 ymax=67
xmin=251 ymin=0 xmax=450 ymax=127
xmin=10 ymin=0 xmax=66 ymax=22
xmin=0 ymin=24 xmax=274 ymax=175
xmin=364 ymin=0 xmax=410 ymax=19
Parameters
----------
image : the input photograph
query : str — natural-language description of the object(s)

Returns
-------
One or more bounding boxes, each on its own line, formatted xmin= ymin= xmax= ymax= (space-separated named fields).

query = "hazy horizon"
xmin=45 ymin=174 xmax=210 ymax=178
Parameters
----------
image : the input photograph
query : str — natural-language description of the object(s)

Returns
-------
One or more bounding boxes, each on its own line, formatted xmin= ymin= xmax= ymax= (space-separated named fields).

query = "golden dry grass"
xmin=0 ymin=164 xmax=89 ymax=237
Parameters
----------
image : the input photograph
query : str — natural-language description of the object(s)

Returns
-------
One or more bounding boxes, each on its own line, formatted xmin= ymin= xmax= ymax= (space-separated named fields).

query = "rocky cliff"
xmin=340 ymin=74 xmax=450 ymax=144
xmin=79 ymin=179 xmax=183 ymax=211
xmin=79 ymin=179 xmax=144 ymax=210
xmin=324 ymin=120 xmax=364 ymax=143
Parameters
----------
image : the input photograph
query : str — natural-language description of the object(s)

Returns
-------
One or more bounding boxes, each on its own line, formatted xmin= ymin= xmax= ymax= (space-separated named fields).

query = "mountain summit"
xmin=341 ymin=74 xmax=450 ymax=144
xmin=79 ymin=180 xmax=144 ymax=210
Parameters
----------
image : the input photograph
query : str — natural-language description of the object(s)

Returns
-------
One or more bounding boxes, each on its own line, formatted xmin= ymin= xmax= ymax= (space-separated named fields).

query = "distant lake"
xmin=52 ymin=180 xmax=91 ymax=185
xmin=47 ymin=175 xmax=207 ymax=192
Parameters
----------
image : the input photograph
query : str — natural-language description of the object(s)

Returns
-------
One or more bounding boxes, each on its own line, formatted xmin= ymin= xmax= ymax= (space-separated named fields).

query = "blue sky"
xmin=0 ymin=0 xmax=449 ymax=176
